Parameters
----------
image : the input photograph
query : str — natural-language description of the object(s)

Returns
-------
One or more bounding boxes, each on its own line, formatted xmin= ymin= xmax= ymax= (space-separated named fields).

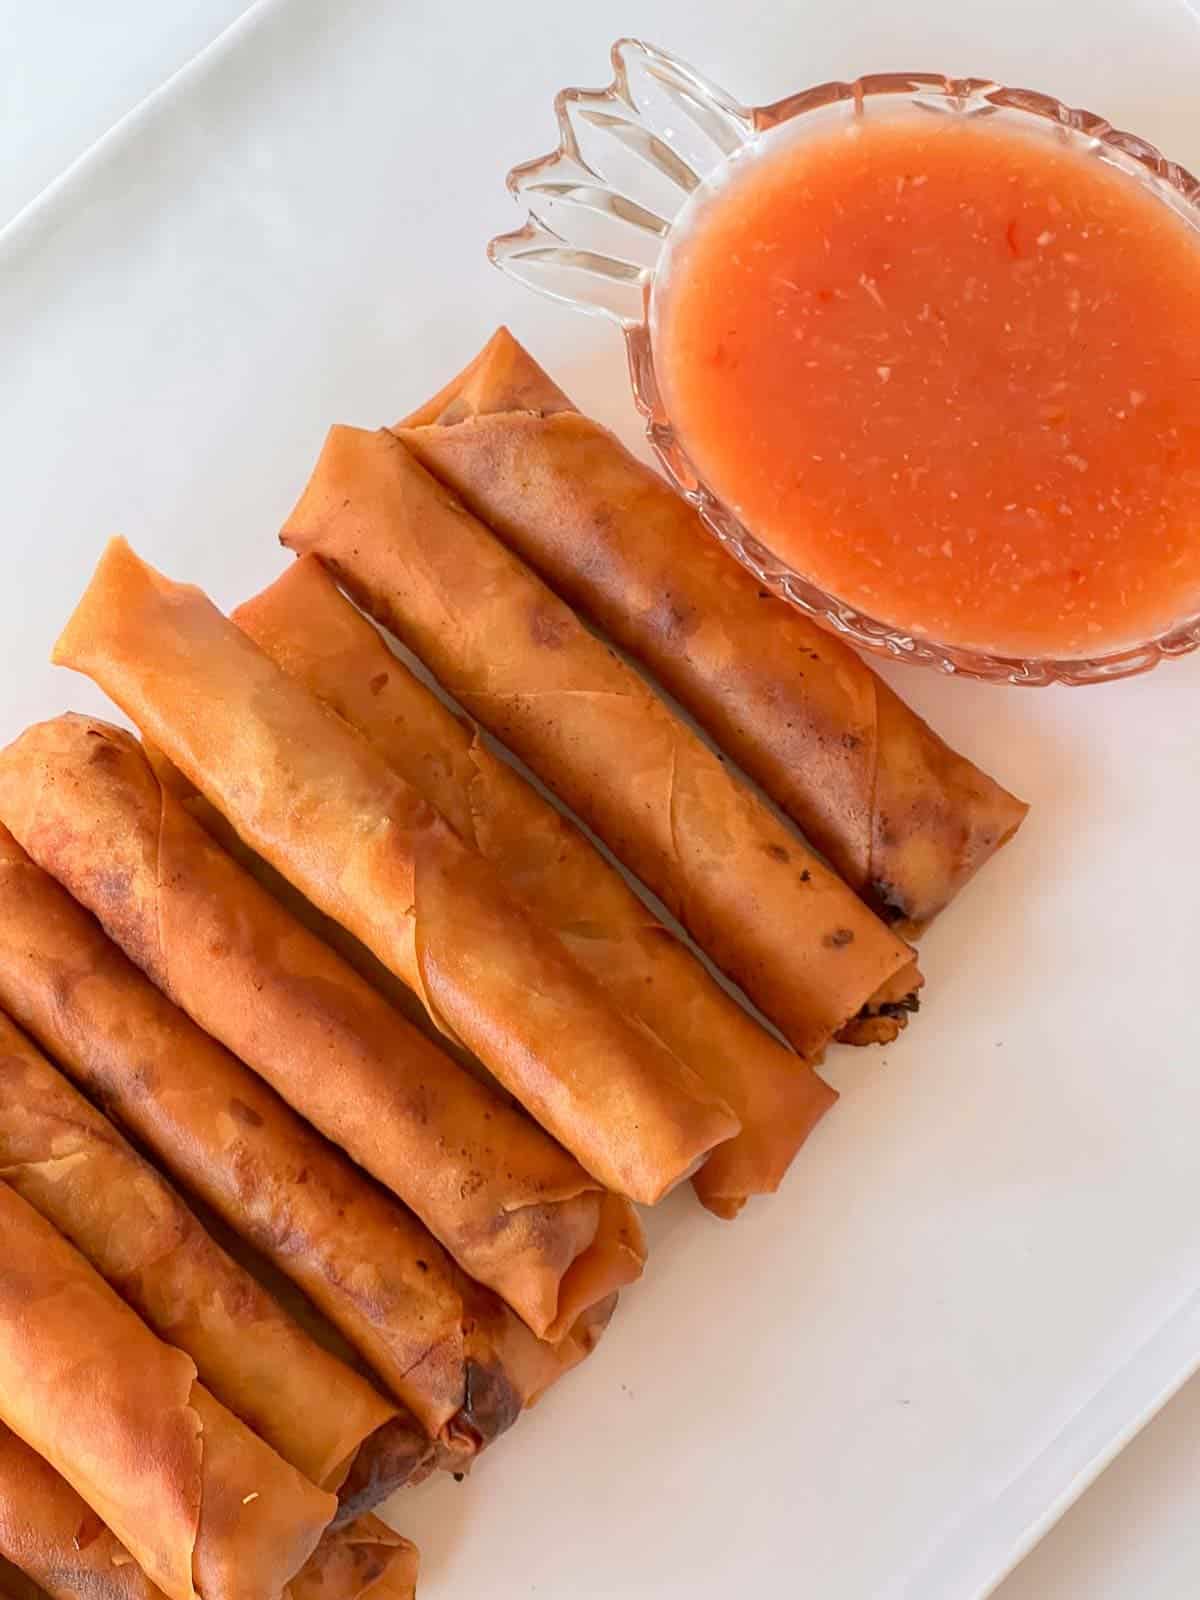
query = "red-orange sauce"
xmin=654 ymin=113 xmax=1200 ymax=657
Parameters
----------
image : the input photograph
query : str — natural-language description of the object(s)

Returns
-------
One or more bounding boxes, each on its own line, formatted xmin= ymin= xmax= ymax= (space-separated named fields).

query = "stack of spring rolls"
xmin=0 ymin=329 xmax=1025 ymax=1593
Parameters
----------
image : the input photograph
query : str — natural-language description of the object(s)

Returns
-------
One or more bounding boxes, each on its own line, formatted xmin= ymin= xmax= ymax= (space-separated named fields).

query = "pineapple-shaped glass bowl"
xmin=489 ymin=39 xmax=1200 ymax=685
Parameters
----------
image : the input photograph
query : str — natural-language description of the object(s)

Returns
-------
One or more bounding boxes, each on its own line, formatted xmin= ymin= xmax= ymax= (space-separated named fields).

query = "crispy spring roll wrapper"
xmin=0 ymin=1422 xmax=165 ymax=1600
xmin=0 ymin=1428 xmax=417 ymax=1600
xmin=0 ymin=798 xmax=477 ymax=1446
xmin=400 ymin=328 xmax=1029 ymax=933
xmin=0 ymin=993 xmax=395 ymax=1490
xmin=144 ymin=744 xmax=490 ymax=1086
xmin=328 ymin=1420 xmax=432 ymax=1526
xmin=120 ymin=787 xmax=641 ymax=1336
xmin=236 ymin=559 xmax=838 ymax=1217
xmin=0 ymin=713 xmax=645 ymax=1341
xmin=0 ymin=790 xmax=619 ymax=1476
xmin=114 ymin=1185 xmax=437 ymax=1522
xmin=0 ymin=1187 xmax=333 ymax=1600
xmin=183 ymin=1115 xmax=613 ymax=1505
xmin=281 ymin=428 xmax=919 ymax=1057
xmin=51 ymin=540 xmax=737 ymax=1212
xmin=288 ymin=1519 xmax=419 ymax=1600
xmin=159 ymin=1206 xmax=440 ymax=1524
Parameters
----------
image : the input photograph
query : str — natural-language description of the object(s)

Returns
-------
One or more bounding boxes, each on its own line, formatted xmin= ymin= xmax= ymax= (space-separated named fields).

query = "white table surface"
xmin=996 ymin=1368 xmax=1200 ymax=1598
xmin=6 ymin=4 xmax=1200 ymax=1595
xmin=0 ymin=1 xmax=254 ymax=230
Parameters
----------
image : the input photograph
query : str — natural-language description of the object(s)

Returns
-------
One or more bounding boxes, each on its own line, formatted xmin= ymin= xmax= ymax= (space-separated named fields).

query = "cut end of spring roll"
xmin=867 ymin=683 xmax=1030 ymax=934
xmin=50 ymin=538 xmax=738 ymax=1215
xmin=398 ymin=327 xmax=1028 ymax=932
xmin=236 ymin=556 xmax=839 ymax=1215
xmin=835 ymin=958 xmax=924 ymax=1047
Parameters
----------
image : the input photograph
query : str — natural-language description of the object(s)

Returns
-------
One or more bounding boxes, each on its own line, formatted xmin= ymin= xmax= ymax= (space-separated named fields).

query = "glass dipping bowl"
xmin=489 ymin=40 xmax=1200 ymax=685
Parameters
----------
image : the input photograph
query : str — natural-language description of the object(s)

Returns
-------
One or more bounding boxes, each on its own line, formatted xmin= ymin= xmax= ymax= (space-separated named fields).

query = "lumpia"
xmin=51 ymin=540 xmax=738 ymax=1209
xmin=0 ymin=1187 xmax=333 ymax=1600
xmin=0 ymin=712 xmax=644 ymax=1338
xmin=289 ymin=1519 xmax=419 ymax=1600
xmin=0 ymin=1425 xmax=417 ymax=1600
xmin=400 ymin=328 xmax=1028 ymax=931
xmin=0 ymin=1422 xmax=163 ymax=1600
xmin=0 ymin=990 xmax=393 ymax=1489
xmin=236 ymin=558 xmax=837 ymax=1217
xmin=282 ymin=428 xmax=918 ymax=1057
xmin=0 ymin=806 xmax=616 ymax=1470
xmin=144 ymin=743 xmax=487 ymax=1084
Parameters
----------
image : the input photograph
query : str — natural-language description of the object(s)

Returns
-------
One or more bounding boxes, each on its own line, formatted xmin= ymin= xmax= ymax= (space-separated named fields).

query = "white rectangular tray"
xmin=4 ymin=1 xmax=1200 ymax=1594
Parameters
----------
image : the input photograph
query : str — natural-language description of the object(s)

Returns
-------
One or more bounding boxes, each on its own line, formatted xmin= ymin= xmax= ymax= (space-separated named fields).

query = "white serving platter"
xmin=4 ymin=1 xmax=1200 ymax=1595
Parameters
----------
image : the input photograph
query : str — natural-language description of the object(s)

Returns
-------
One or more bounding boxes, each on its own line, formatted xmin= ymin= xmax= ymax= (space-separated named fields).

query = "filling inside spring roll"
xmin=0 ymin=965 xmax=394 ymax=1491
xmin=49 ymin=539 xmax=739 ymax=1212
xmin=0 ymin=795 xmax=618 ymax=1480
xmin=236 ymin=557 xmax=838 ymax=1217
xmin=399 ymin=327 xmax=1028 ymax=932
xmin=280 ymin=426 xmax=919 ymax=1058
xmin=0 ymin=1186 xmax=334 ymax=1600
xmin=0 ymin=1424 xmax=417 ymax=1600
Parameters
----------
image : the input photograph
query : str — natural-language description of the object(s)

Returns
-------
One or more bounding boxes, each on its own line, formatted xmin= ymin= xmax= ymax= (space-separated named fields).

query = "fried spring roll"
xmin=51 ymin=540 xmax=738 ymax=1210
xmin=0 ymin=796 xmax=460 ymax=1436
xmin=179 ymin=744 xmax=496 ymax=1078
xmin=399 ymin=328 xmax=1029 ymax=931
xmin=236 ymin=558 xmax=838 ymax=1217
xmin=281 ymin=427 xmax=919 ymax=1057
xmin=0 ymin=1188 xmax=333 ymax=1600
xmin=122 ymin=755 xmax=644 ymax=1338
xmin=0 ymin=712 xmax=644 ymax=1339
xmin=0 ymin=1422 xmax=165 ymax=1600
xmin=0 ymin=990 xmax=394 ymax=1490
xmin=289 ymin=1519 xmax=419 ymax=1600
xmin=145 ymin=738 xmax=489 ymax=1088
xmin=0 ymin=1425 xmax=417 ymax=1600
xmin=330 ymin=1422 xmax=433 ymax=1526
xmin=0 ymin=797 xmax=614 ymax=1470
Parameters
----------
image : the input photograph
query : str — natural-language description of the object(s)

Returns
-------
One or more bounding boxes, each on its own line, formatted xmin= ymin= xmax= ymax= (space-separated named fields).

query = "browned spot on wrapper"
xmin=529 ymin=603 xmax=571 ymax=650
xmin=228 ymin=1098 xmax=264 ymax=1129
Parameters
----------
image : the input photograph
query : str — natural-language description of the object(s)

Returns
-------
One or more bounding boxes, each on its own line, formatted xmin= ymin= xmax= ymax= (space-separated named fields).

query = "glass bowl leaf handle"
xmin=488 ymin=39 xmax=753 ymax=324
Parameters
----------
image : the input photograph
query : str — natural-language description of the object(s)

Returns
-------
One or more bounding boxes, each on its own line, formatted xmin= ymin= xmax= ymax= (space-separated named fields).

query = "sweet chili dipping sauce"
xmin=653 ymin=113 xmax=1200 ymax=658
